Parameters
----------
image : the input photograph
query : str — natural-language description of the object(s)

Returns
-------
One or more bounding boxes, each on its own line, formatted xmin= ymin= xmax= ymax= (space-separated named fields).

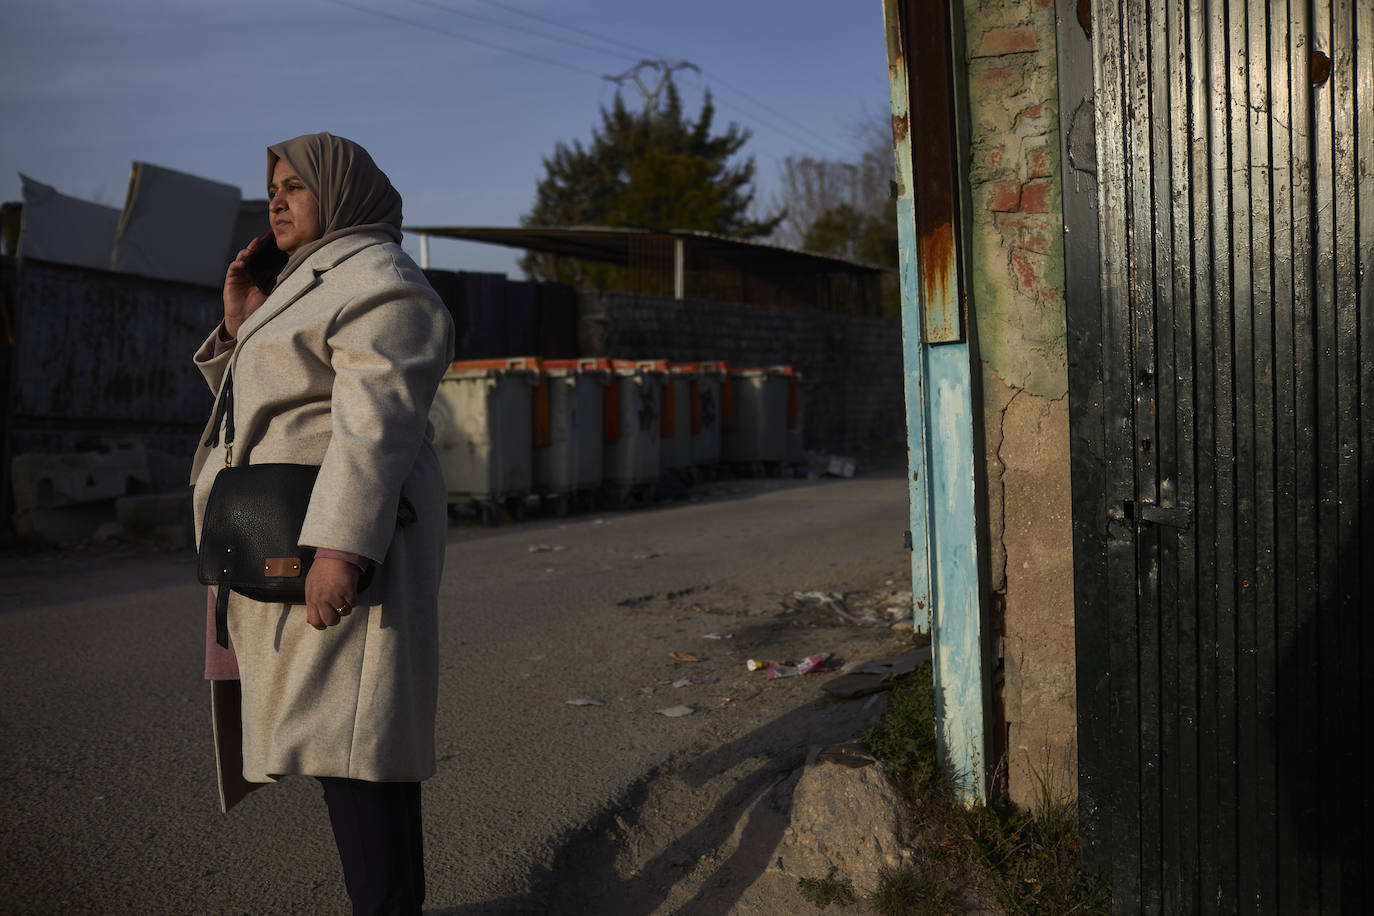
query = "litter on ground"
xmin=764 ymin=653 xmax=832 ymax=680
xmin=822 ymin=647 xmax=933 ymax=699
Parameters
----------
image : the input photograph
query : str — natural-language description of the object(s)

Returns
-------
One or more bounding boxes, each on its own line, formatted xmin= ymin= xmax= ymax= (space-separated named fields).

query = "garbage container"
xmin=671 ymin=361 xmax=727 ymax=477
xmin=430 ymin=356 xmax=541 ymax=525
xmin=603 ymin=359 xmax=667 ymax=505
xmin=721 ymin=365 xmax=789 ymax=472
xmin=535 ymin=358 xmax=611 ymax=515
xmin=771 ymin=365 xmax=805 ymax=468
xmin=660 ymin=364 xmax=694 ymax=479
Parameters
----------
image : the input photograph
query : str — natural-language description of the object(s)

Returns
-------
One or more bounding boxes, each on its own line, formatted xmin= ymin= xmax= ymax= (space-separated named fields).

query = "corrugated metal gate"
xmin=1058 ymin=0 xmax=1372 ymax=911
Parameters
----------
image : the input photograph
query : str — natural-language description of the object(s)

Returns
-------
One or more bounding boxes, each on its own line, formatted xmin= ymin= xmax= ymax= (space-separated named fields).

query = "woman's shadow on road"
xmin=431 ymin=676 xmax=895 ymax=915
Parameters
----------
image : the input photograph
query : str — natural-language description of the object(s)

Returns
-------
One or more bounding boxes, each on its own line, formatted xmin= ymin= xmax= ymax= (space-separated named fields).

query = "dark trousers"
xmin=317 ymin=777 xmax=425 ymax=916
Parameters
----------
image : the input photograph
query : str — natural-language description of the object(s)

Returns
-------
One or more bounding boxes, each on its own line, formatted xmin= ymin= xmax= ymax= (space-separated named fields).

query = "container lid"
xmin=729 ymin=365 xmax=785 ymax=377
xmin=545 ymin=357 xmax=613 ymax=371
xmin=609 ymin=358 xmax=668 ymax=376
xmin=445 ymin=356 xmax=543 ymax=379
xmin=544 ymin=357 xmax=612 ymax=379
xmin=675 ymin=360 xmax=727 ymax=377
xmin=449 ymin=356 xmax=542 ymax=372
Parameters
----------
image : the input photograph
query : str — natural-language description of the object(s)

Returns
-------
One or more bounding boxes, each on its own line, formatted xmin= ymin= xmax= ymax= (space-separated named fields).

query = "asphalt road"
xmin=0 ymin=471 xmax=910 ymax=914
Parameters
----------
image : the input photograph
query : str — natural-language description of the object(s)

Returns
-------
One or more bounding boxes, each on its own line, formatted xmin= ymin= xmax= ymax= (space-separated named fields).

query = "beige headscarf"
xmin=266 ymin=132 xmax=404 ymax=284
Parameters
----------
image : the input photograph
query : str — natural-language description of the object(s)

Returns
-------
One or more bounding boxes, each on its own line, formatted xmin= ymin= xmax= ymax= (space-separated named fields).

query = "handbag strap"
xmin=204 ymin=368 xmax=235 ymax=646
xmin=214 ymin=581 xmax=231 ymax=648
xmin=204 ymin=369 xmax=236 ymax=465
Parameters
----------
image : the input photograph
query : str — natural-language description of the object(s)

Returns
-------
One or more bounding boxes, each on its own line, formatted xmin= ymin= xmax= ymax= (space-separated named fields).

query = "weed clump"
xmin=797 ymin=865 xmax=856 ymax=908
xmin=871 ymin=865 xmax=955 ymax=915
xmin=857 ymin=665 xmax=941 ymax=796
xmin=858 ymin=667 xmax=1110 ymax=915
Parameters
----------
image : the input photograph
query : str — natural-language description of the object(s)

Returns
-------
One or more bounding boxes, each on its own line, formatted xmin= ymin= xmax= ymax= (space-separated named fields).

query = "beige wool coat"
xmin=192 ymin=231 xmax=454 ymax=812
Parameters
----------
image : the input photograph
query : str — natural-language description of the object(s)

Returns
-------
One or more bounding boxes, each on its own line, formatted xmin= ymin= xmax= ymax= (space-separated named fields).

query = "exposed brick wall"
xmin=580 ymin=291 xmax=904 ymax=453
xmin=962 ymin=0 xmax=1076 ymax=807
xmin=965 ymin=0 xmax=1066 ymax=399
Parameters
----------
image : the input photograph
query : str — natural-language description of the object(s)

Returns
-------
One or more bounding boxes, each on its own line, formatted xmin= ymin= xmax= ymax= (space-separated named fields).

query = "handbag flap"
xmin=197 ymin=463 xmax=320 ymax=596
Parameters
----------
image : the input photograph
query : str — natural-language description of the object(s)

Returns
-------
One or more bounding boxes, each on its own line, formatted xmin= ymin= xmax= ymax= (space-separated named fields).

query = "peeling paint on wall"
xmin=962 ymin=0 xmax=1076 ymax=808
xmin=963 ymin=0 xmax=1068 ymax=400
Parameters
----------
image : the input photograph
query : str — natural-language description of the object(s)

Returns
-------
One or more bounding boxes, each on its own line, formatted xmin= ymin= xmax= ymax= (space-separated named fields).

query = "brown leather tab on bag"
xmin=263 ymin=557 xmax=302 ymax=578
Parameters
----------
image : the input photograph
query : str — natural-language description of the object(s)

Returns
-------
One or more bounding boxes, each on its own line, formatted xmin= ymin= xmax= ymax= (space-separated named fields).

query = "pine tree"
xmin=520 ymin=83 xmax=781 ymax=287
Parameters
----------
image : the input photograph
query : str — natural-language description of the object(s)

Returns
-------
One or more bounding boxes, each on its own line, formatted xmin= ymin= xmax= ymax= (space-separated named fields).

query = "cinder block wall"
xmin=962 ymin=0 xmax=1077 ymax=806
xmin=580 ymin=291 xmax=904 ymax=453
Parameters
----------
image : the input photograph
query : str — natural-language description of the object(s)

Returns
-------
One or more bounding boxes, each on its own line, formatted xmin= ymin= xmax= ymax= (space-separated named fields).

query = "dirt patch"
xmin=533 ymin=583 xmax=921 ymax=916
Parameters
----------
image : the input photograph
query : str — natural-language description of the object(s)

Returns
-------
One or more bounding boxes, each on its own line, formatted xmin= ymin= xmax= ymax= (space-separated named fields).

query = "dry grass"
xmin=858 ymin=667 xmax=1110 ymax=915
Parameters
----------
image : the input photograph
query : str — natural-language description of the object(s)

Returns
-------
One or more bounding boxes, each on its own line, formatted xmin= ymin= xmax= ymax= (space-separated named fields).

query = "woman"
xmin=192 ymin=132 xmax=454 ymax=914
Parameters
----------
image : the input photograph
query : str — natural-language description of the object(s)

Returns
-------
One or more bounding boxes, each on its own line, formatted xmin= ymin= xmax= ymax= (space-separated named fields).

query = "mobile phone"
xmin=244 ymin=232 xmax=288 ymax=294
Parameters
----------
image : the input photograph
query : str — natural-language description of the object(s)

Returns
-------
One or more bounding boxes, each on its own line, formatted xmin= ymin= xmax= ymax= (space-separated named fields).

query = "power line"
xmin=469 ymin=0 xmax=663 ymax=60
xmin=450 ymin=1 xmax=860 ymax=159
xmin=321 ymin=0 xmax=606 ymax=79
xmin=326 ymin=0 xmax=862 ymax=162
xmin=401 ymin=0 xmax=641 ymax=63
xmin=690 ymin=78 xmax=859 ymax=163
xmin=700 ymin=73 xmax=857 ymax=160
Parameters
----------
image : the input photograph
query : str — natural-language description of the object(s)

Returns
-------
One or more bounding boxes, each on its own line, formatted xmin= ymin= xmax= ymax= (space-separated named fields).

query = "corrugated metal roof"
xmin=403 ymin=225 xmax=893 ymax=274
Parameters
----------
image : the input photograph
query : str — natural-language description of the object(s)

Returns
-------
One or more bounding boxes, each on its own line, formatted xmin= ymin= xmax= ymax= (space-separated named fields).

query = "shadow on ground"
xmin=512 ymin=686 xmax=893 ymax=915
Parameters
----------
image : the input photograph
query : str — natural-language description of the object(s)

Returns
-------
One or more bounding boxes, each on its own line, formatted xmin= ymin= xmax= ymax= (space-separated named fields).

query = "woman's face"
xmin=268 ymin=158 xmax=321 ymax=255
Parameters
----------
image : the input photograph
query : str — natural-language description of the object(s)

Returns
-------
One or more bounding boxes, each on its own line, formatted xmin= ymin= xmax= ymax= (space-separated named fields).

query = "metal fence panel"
xmin=2 ymin=257 xmax=220 ymax=455
xmin=1060 ymin=0 xmax=1372 ymax=909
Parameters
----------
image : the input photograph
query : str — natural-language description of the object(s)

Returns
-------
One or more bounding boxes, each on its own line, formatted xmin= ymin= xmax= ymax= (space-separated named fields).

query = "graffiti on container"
xmin=638 ymin=387 xmax=658 ymax=432
xmin=699 ymin=390 xmax=717 ymax=429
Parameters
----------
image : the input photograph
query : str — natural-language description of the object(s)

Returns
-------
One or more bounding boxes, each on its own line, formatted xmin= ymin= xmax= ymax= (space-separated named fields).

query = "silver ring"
xmin=336 ymin=606 xmax=351 ymax=615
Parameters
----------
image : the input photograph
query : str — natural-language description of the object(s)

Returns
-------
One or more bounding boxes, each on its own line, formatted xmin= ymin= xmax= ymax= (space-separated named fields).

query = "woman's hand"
xmin=305 ymin=557 xmax=361 ymax=630
xmin=223 ymin=237 xmax=270 ymax=337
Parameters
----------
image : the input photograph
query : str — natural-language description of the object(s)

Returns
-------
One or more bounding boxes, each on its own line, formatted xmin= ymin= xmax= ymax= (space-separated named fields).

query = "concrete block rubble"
xmin=9 ymin=438 xmax=191 ymax=548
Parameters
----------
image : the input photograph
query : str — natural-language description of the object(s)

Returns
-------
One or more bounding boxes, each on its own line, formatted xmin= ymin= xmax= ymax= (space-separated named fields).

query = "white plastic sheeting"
xmin=18 ymin=174 xmax=121 ymax=270
xmin=110 ymin=162 xmax=241 ymax=286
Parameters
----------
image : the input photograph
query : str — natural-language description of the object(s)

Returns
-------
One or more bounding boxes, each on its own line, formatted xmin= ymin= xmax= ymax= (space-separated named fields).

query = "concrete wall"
xmin=581 ymin=291 xmax=905 ymax=453
xmin=961 ymin=0 xmax=1077 ymax=806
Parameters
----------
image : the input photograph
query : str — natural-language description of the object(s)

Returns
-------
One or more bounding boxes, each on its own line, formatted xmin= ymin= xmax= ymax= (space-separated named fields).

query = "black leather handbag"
xmin=198 ymin=462 xmax=323 ymax=645
xmin=197 ymin=369 xmax=373 ymax=648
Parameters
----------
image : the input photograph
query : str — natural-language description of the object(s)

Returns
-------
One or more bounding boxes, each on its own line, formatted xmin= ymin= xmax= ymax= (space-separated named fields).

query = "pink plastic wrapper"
xmin=765 ymin=653 xmax=832 ymax=680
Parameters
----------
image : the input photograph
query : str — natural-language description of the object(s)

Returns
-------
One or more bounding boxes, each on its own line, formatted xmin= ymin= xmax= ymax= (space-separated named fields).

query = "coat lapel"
xmin=234 ymin=266 xmax=320 ymax=347
xmin=196 ymin=270 xmax=321 ymax=471
xmin=198 ymin=232 xmax=390 ymax=472
xmin=236 ymin=232 xmax=388 ymax=348
xmin=226 ymin=233 xmax=391 ymax=392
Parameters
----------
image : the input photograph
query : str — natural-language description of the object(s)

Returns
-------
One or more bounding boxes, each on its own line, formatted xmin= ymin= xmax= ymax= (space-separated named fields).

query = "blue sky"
xmin=2 ymin=0 xmax=892 ymax=275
